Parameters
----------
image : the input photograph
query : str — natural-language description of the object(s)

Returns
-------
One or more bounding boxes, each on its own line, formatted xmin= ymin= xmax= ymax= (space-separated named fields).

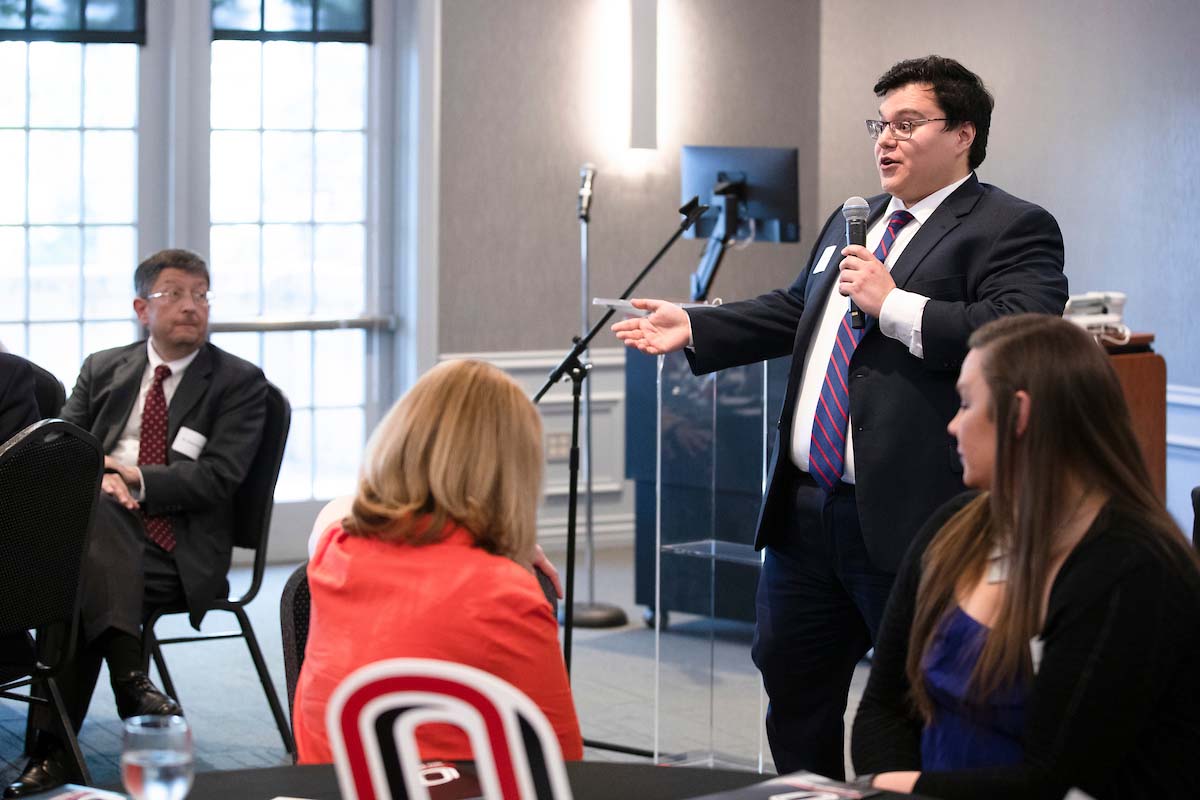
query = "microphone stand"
xmin=574 ymin=166 xmax=627 ymax=630
xmin=533 ymin=197 xmax=708 ymax=759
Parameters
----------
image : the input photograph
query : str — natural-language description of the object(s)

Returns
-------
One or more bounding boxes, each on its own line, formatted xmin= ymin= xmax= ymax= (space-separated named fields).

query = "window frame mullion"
xmin=137 ymin=0 xmax=211 ymax=259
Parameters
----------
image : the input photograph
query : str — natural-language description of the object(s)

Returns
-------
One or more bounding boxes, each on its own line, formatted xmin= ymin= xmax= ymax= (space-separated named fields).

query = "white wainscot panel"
xmin=439 ymin=348 xmax=634 ymax=549
xmin=1167 ymin=384 xmax=1200 ymax=539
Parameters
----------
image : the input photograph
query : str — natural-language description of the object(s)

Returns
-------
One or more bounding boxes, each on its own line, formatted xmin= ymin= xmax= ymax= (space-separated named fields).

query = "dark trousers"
xmin=79 ymin=497 xmax=186 ymax=644
xmin=750 ymin=474 xmax=897 ymax=779
xmin=31 ymin=496 xmax=185 ymax=743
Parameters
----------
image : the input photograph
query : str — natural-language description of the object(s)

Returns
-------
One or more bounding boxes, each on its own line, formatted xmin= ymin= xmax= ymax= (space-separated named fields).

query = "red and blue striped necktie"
xmin=808 ymin=209 xmax=914 ymax=491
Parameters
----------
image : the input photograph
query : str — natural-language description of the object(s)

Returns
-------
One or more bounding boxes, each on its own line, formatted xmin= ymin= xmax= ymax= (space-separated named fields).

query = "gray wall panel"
xmin=819 ymin=0 xmax=1200 ymax=383
xmin=438 ymin=0 xmax=821 ymax=354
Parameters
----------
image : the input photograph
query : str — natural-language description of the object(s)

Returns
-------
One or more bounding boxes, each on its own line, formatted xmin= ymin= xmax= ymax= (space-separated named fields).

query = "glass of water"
xmin=121 ymin=715 xmax=194 ymax=800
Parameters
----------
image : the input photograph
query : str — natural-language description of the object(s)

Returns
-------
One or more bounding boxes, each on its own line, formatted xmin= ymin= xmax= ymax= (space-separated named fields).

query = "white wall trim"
xmin=1168 ymin=383 xmax=1200 ymax=452
xmin=439 ymin=347 xmax=627 ymax=371
xmin=538 ymin=391 xmax=623 ymax=409
xmin=544 ymin=480 xmax=625 ymax=498
xmin=536 ymin=513 xmax=636 ymax=550
xmin=1166 ymin=382 xmax=1200 ymax=533
xmin=1167 ymin=383 xmax=1200 ymax=410
xmin=1168 ymin=436 xmax=1200 ymax=452
xmin=253 ymin=499 xmax=328 ymax=565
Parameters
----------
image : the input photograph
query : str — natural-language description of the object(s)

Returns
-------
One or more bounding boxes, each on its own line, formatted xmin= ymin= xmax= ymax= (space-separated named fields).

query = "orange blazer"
xmin=293 ymin=521 xmax=583 ymax=764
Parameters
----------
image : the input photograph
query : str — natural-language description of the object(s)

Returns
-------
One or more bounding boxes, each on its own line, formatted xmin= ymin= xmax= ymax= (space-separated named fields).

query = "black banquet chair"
xmin=279 ymin=560 xmax=310 ymax=759
xmin=0 ymin=420 xmax=104 ymax=785
xmin=140 ymin=383 xmax=296 ymax=756
xmin=27 ymin=360 xmax=66 ymax=420
xmin=1192 ymin=486 xmax=1199 ymax=552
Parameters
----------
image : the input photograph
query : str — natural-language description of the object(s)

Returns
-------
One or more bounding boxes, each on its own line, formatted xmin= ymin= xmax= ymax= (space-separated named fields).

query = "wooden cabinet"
xmin=1105 ymin=333 xmax=1166 ymax=500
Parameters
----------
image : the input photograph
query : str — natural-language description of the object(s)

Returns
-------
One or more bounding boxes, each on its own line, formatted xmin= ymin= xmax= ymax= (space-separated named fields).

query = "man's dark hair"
xmin=134 ymin=249 xmax=210 ymax=298
xmin=873 ymin=55 xmax=994 ymax=170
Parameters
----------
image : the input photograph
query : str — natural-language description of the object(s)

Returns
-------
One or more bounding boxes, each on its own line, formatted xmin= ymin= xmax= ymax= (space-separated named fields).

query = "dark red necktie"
xmin=808 ymin=209 xmax=914 ymax=491
xmin=138 ymin=364 xmax=176 ymax=551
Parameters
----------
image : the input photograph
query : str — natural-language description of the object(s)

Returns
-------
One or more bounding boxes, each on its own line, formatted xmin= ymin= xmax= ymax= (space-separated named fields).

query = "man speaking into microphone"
xmin=611 ymin=55 xmax=1067 ymax=777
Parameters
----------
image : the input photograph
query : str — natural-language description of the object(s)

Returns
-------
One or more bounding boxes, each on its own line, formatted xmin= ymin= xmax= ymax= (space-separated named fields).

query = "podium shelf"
xmin=660 ymin=539 xmax=763 ymax=567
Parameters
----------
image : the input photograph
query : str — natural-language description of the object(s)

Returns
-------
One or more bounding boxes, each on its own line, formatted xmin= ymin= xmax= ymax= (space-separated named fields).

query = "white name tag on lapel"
xmin=172 ymin=426 xmax=207 ymax=460
xmin=812 ymin=244 xmax=837 ymax=274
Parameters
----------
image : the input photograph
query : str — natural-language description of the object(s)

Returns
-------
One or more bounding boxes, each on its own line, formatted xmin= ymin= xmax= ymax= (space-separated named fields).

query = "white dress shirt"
xmin=108 ymin=340 xmax=201 ymax=499
xmin=788 ymin=173 xmax=972 ymax=483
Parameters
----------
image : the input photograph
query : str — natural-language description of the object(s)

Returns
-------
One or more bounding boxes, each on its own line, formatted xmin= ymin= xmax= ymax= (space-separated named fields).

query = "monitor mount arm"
xmin=689 ymin=179 xmax=744 ymax=302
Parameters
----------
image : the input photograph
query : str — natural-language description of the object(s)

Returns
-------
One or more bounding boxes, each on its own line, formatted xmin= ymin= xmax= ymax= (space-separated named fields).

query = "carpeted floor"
xmin=0 ymin=545 xmax=870 ymax=790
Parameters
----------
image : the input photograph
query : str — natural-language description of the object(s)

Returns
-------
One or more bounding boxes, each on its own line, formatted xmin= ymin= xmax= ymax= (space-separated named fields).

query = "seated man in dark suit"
xmin=8 ymin=249 xmax=270 ymax=798
xmin=0 ymin=352 xmax=39 ymax=443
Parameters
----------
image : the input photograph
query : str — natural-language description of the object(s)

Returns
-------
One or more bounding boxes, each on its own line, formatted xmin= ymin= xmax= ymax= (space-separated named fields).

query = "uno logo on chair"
xmin=326 ymin=658 xmax=573 ymax=800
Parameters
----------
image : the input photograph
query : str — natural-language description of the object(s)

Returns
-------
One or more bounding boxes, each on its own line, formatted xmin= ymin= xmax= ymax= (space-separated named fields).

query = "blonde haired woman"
xmin=293 ymin=359 xmax=582 ymax=763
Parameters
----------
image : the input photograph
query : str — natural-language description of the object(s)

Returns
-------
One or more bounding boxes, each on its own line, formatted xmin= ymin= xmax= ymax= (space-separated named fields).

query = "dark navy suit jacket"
xmin=0 ymin=352 xmax=39 ymax=444
xmin=685 ymin=174 xmax=1068 ymax=571
xmin=61 ymin=340 xmax=268 ymax=627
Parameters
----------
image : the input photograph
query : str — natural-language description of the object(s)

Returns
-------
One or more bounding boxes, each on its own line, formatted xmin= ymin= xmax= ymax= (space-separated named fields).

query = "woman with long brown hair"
xmin=292 ymin=359 xmax=582 ymax=764
xmin=851 ymin=314 xmax=1200 ymax=798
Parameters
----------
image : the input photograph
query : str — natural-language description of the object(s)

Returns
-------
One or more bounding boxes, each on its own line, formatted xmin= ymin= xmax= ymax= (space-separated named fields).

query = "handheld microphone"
xmin=578 ymin=164 xmax=596 ymax=222
xmin=842 ymin=196 xmax=870 ymax=329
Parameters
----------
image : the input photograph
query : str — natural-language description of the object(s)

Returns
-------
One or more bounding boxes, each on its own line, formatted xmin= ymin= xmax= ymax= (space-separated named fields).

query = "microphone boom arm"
xmin=534 ymin=196 xmax=709 ymax=403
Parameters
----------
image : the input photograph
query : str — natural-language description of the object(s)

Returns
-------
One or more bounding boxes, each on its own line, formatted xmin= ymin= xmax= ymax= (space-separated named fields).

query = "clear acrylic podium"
xmin=651 ymin=351 xmax=789 ymax=771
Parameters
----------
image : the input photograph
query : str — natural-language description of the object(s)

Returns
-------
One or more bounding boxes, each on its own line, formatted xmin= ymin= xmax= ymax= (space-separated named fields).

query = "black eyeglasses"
xmin=865 ymin=118 xmax=952 ymax=141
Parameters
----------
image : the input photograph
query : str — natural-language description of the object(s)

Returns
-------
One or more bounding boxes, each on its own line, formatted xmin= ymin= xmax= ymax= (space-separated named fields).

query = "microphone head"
xmin=842 ymin=196 xmax=870 ymax=222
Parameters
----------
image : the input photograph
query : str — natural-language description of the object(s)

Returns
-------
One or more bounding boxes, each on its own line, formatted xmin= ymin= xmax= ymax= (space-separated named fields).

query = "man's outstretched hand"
xmin=610 ymin=299 xmax=692 ymax=355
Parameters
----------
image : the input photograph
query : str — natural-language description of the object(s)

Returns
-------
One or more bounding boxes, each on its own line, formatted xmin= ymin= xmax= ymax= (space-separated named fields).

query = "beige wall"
xmin=438 ymin=0 xmax=821 ymax=354
xmin=434 ymin=0 xmax=1200 ymax=383
xmin=819 ymin=0 xmax=1200 ymax=383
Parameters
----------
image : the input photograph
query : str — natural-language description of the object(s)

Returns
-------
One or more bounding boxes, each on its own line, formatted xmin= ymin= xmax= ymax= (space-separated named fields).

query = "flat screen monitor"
xmin=680 ymin=145 xmax=800 ymax=243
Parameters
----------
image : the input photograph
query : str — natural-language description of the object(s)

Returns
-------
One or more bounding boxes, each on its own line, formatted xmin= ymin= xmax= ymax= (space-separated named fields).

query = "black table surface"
xmin=175 ymin=761 xmax=923 ymax=800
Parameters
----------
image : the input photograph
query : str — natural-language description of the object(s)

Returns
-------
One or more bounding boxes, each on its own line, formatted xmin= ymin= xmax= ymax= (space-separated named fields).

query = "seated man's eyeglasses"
xmin=865 ymin=118 xmax=953 ymax=140
xmin=145 ymin=288 xmax=212 ymax=306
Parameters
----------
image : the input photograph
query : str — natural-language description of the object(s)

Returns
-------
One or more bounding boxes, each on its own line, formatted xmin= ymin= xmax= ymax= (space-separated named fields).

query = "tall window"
xmin=0 ymin=0 xmax=143 ymax=389
xmin=207 ymin=1 xmax=373 ymax=503
xmin=1 ymin=0 xmax=383 ymax=509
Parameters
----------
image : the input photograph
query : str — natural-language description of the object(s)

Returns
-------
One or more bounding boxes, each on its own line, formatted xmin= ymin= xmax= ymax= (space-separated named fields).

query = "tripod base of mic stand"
xmin=582 ymin=737 xmax=654 ymax=758
xmin=559 ymin=602 xmax=628 ymax=628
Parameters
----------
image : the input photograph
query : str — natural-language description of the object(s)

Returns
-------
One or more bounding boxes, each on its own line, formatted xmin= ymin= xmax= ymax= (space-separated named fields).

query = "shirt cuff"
xmin=879 ymin=288 xmax=930 ymax=358
xmin=133 ymin=467 xmax=146 ymax=502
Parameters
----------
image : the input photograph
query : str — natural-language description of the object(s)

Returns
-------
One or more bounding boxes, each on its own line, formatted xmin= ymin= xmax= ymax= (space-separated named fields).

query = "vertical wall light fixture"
xmin=630 ymin=0 xmax=657 ymax=149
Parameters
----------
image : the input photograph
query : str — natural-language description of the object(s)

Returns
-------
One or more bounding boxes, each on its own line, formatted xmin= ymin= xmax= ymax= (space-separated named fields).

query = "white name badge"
xmin=812 ymin=244 xmax=836 ymax=275
xmin=172 ymin=426 xmax=207 ymax=460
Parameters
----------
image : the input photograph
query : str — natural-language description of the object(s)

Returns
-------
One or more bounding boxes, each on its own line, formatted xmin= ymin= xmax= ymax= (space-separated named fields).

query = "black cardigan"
xmin=851 ymin=492 xmax=1200 ymax=800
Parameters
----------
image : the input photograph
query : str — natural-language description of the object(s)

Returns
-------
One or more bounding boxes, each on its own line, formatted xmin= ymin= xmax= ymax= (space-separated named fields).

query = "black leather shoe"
xmin=111 ymin=670 xmax=183 ymax=719
xmin=4 ymin=752 xmax=68 ymax=798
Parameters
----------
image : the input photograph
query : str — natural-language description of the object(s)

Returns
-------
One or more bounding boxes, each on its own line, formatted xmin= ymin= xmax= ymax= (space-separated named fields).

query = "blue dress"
xmin=920 ymin=606 xmax=1028 ymax=770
